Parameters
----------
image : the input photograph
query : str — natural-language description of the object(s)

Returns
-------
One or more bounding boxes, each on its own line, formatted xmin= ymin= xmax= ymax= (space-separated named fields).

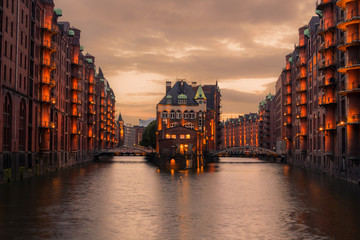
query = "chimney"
xmin=166 ymin=81 xmax=171 ymax=93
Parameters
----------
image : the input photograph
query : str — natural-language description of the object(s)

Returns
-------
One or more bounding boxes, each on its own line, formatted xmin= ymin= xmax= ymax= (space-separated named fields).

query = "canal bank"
xmin=0 ymin=151 xmax=94 ymax=184
xmin=286 ymin=154 xmax=360 ymax=185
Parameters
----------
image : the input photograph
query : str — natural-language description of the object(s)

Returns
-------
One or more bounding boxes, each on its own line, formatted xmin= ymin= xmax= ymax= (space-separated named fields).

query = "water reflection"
xmin=0 ymin=157 xmax=360 ymax=239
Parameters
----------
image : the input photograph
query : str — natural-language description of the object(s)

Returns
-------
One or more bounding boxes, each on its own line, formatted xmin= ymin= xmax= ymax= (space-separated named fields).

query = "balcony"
xmin=39 ymin=121 xmax=55 ymax=129
xmin=319 ymin=77 xmax=336 ymax=88
xmin=41 ymin=59 xmax=56 ymax=70
xmin=296 ymin=85 xmax=307 ymax=93
xmin=296 ymin=60 xmax=307 ymax=68
xmin=337 ymin=9 xmax=360 ymax=30
xmin=297 ymin=131 xmax=307 ymax=137
xmin=71 ymin=98 xmax=82 ymax=105
xmin=42 ymin=40 xmax=57 ymax=52
xmin=40 ymin=77 xmax=56 ymax=87
xmin=317 ymin=21 xmax=335 ymax=35
xmin=318 ymin=59 xmax=336 ymax=70
xmin=296 ymin=99 xmax=307 ymax=106
xmin=40 ymin=95 xmax=51 ymax=103
xmin=348 ymin=114 xmax=360 ymax=124
xmin=319 ymin=96 xmax=337 ymax=106
xmin=318 ymin=40 xmax=336 ymax=53
xmin=71 ymin=111 xmax=81 ymax=118
xmin=41 ymin=22 xmax=58 ymax=35
xmin=71 ymin=129 xmax=81 ymax=135
xmin=296 ymin=72 xmax=307 ymax=80
xmin=339 ymin=81 xmax=360 ymax=95
xmin=338 ymin=58 xmax=360 ymax=73
xmin=88 ymin=88 xmax=96 ymax=94
xmin=338 ymin=32 xmax=360 ymax=51
xmin=71 ymin=84 xmax=82 ymax=92
xmin=297 ymin=112 xmax=307 ymax=119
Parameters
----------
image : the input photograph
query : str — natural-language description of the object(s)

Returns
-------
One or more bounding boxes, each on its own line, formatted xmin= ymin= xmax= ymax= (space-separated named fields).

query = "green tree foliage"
xmin=140 ymin=120 xmax=157 ymax=149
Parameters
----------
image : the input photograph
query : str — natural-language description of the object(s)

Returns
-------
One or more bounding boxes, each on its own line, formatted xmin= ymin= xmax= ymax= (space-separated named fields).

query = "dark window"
xmin=19 ymin=100 xmax=26 ymax=151
xmin=3 ymin=94 xmax=12 ymax=151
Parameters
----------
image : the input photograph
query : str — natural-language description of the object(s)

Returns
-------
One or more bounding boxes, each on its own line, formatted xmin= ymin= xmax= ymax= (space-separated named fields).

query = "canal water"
xmin=1 ymin=157 xmax=360 ymax=240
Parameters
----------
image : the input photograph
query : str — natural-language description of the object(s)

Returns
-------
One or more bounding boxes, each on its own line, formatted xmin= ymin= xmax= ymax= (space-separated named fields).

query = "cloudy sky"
xmin=56 ymin=0 xmax=316 ymax=124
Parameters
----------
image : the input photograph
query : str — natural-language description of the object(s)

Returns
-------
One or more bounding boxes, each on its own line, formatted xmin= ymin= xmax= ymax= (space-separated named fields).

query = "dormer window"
xmin=178 ymin=99 xmax=187 ymax=104
xmin=178 ymin=94 xmax=187 ymax=105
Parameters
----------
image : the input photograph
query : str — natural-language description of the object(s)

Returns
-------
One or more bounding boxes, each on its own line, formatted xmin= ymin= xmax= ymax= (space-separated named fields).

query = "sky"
xmin=55 ymin=0 xmax=317 ymax=124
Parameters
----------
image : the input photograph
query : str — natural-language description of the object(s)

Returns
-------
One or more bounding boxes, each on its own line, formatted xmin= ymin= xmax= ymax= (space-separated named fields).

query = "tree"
xmin=140 ymin=120 xmax=157 ymax=149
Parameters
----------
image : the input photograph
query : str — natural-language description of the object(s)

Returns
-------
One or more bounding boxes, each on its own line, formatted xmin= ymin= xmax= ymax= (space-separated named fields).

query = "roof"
xmin=54 ymin=8 xmax=62 ymax=17
xmin=118 ymin=113 xmax=123 ymax=122
xmin=158 ymin=81 xmax=198 ymax=105
xmin=178 ymin=94 xmax=187 ymax=99
xmin=194 ymin=85 xmax=206 ymax=100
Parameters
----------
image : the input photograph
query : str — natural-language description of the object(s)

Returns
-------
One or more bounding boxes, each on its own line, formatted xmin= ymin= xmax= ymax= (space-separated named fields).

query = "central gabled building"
xmin=156 ymin=80 xmax=207 ymax=169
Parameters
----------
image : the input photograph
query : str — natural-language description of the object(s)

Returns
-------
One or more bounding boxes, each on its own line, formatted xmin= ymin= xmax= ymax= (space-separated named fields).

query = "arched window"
xmin=183 ymin=111 xmax=189 ymax=119
xmin=176 ymin=110 xmax=182 ymax=119
xmin=170 ymin=110 xmax=175 ymax=119
xmin=162 ymin=111 xmax=168 ymax=119
xmin=189 ymin=110 xmax=195 ymax=119
xmin=19 ymin=99 xmax=26 ymax=151
xmin=3 ymin=94 xmax=12 ymax=151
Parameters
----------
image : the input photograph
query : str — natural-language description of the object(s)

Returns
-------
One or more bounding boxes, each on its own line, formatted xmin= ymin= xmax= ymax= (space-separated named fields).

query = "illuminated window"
xmin=180 ymin=134 xmax=185 ymax=139
xmin=171 ymin=135 xmax=176 ymax=139
xmin=166 ymin=134 xmax=171 ymax=139
xmin=186 ymin=134 xmax=190 ymax=139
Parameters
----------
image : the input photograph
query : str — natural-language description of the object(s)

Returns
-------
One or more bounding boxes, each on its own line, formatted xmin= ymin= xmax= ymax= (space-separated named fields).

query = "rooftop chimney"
xmin=166 ymin=81 xmax=171 ymax=93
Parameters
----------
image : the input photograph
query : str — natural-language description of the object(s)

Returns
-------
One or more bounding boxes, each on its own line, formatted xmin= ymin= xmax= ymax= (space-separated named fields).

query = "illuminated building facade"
xmin=0 ymin=0 xmax=116 ymax=183
xmin=156 ymin=80 xmax=213 ymax=169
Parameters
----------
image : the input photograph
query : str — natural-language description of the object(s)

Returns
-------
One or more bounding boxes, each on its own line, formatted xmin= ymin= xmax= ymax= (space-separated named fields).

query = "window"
xmin=19 ymin=100 xmax=26 ymax=151
xmin=3 ymin=94 xmax=12 ymax=151
xmin=176 ymin=110 xmax=182 ymax=119
xmin=180 ymin=134 xmax=185 ymax=139
xmin=189 ymin=111 xmax=195 ymax=119
xmin=162 ymin=111 xmax=168 ymax=119
xmin=170 ymin=122 xmax=179 ymax=128
xmin=171 ymin=135 xmax=176 ymax=139
xmin=170 ymin=111 xmax=175 ymax=119
xmin=166 ymin=134 xmax=171 ymax=139
xmin=184 ymin=123 xmax=194 ymax=129
xmin=178 ymin=99 xmax=187 ymax=104
xmin=183 ymin=111 xmax=189 ymax=119
xmin=186 ymin=134 xmax=191 ymax=139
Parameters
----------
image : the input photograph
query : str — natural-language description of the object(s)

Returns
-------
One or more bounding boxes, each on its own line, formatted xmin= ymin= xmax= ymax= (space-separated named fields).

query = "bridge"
xmin=94 ymin=146 xmax=154 ymax=157
xmin=213 ymin=146 xmax=282 ymax=158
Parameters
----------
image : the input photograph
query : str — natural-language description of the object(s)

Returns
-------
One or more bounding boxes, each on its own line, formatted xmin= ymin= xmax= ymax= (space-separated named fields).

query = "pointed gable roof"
xmin=118 ymin=113 xmax=123 ymax=122
xmin=194 ymin=85 xmax=206 ymax=100
xmin=98 ymin=67 xmax=105 ymax=79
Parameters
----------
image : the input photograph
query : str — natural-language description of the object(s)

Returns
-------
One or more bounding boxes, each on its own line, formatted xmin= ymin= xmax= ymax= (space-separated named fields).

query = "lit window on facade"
xmin=180 ymin=134 xmax=185 ymax=139
xmin=166 ymin=134 xmax=171 ymax=139
xmin=171 ymin=135 xmax=176 ymax=139
xmin=186 ymin=134 xmax=191 ymax=139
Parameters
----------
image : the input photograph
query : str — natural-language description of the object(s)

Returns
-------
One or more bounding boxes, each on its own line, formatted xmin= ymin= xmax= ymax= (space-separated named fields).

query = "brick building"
xmin=0 ymin=0 xmax=117 ymax=183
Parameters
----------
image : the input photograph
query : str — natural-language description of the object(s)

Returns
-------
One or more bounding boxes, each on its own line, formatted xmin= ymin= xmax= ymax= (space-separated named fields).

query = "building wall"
xmin=0 ymin=0 xmax=117 ymax=183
